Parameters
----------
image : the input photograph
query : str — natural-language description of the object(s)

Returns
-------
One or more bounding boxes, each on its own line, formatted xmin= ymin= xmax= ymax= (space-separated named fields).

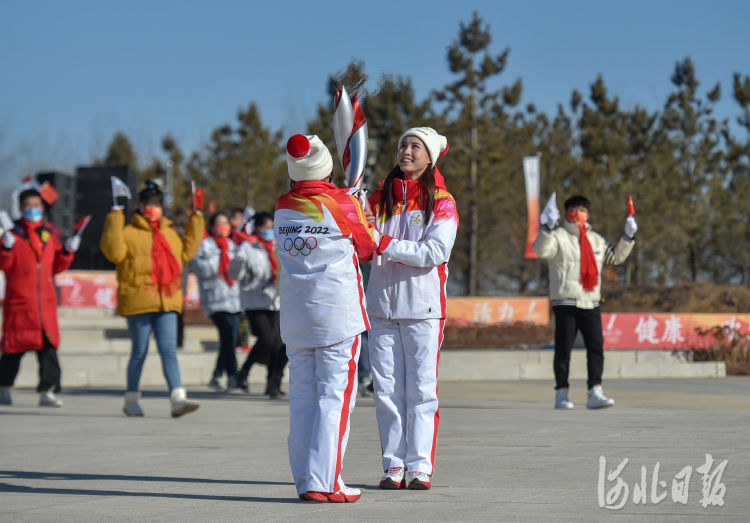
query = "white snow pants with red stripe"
xmin=287 ymin=335 xmax=360 ymax=495
xmin=370 ymin=317 xmax=443 ymax=476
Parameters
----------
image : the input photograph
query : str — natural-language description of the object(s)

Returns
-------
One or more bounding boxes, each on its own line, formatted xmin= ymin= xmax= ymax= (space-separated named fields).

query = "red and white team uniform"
xmin=275 ymin=134 xmax=375 ymax=500
xmin=367 ymin=167 xmax=458 ymax=481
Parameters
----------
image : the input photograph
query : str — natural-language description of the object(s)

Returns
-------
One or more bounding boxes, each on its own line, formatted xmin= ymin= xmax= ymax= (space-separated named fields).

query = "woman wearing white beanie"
xmin=367 ymin=126 xmax=459 ymax=490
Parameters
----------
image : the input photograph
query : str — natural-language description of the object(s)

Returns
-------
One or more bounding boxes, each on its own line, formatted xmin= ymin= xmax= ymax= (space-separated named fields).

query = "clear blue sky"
xmin=1 ymin=0 xmax=748 ymax=195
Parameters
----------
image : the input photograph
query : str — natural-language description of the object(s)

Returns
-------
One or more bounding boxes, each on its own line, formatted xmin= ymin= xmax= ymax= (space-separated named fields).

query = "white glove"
xmin=625 ymin=216 xmax=638 ymax=238
xmin=2 ymin=232 xmax=15 ymax=250
xmin=65 ymin=235 xmax=81 ymax=253
xmin=540 ymin=192 xmax=560 ymax=229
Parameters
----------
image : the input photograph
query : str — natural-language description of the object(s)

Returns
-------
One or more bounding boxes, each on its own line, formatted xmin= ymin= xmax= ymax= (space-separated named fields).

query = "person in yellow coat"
xmin=100 ymin=181 xmax=204 ymax=417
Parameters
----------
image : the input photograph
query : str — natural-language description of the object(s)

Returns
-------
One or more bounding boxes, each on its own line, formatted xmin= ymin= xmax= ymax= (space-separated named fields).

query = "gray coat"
xmin=190 ymin=236 xmax=242 ymax=315
xmin=227 ymin=241 xmax=279 ymax=311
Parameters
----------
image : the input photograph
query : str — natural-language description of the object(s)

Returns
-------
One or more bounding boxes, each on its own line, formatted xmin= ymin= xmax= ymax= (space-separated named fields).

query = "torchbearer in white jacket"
xmin=275 ymin=134 xmax=377 ymax=503
xmin=533 ymin=194 xmax=636 ymax=410
xmin=367 ymin=127 xmax=458 ymax=491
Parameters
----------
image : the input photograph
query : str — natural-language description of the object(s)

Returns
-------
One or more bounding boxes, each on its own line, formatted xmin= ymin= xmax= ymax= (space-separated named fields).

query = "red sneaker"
xmin=327 ymin=486 xmax=361 ymax=503
xmin=301 ymin=491 xmax=329 ymax=502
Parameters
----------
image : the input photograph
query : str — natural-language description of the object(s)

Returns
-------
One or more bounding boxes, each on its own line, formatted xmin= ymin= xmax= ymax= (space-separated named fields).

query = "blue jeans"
xmin=126 ymin=312 xmax=182 ymax=392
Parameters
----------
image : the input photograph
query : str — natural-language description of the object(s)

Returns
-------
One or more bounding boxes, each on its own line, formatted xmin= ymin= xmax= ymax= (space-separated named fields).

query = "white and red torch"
xmin=333 ymin=85 xmax=368 ymax=202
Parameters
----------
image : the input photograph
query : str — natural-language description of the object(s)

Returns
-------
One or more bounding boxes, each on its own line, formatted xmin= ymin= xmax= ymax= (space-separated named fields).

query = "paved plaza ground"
xmin=1 ymin=378 xmax=748 ymax=522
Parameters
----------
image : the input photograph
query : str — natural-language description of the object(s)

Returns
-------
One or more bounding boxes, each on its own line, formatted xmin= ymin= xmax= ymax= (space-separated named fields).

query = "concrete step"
xmin=58 ymin=338 xmax=218 ymax=354
xmin=13 ymin=350 xmax=265 ymax=389
xmin=59 ymin=325 xmax=219 ymax=342
xmin=10 ymin=348 xmax=726 ymax=389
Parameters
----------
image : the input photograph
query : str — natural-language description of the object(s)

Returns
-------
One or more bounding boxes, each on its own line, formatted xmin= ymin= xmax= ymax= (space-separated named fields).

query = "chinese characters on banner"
xmin=447 ymin=297 xmax=550 ymax=326
xmin=601 ymin=313 xmax=750 ymax=350
xmin=54 ymin=271 xmax=201 ymax=310
xmin=7 ymin=274 xmax=748 ymax=351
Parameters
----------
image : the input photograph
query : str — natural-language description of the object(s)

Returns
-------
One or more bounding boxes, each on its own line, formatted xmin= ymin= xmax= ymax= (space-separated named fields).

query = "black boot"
xmin=236 ymin=372 xmax=249 ymax=394
xmin=266 ymin=372 xmax=285 ymax=399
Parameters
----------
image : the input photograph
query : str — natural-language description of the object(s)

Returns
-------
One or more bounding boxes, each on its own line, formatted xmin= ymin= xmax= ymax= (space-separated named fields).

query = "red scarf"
xmin=20 ymin=219 xmax=44 ymax=260
xmin=250 ymin=234 xmax=279 ymax=283
xmin=578 ymin=222 xmax=599 ymax=292
xmin=212 ymin=234 xmax=234 ymax=286
xmin=149 ymin=220 xmax=181 ymax=296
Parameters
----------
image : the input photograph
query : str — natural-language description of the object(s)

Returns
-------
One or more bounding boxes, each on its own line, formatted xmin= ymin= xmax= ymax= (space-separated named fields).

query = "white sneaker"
xmin=407 ymin=471 xmax=431 ymax=490
xmin=123 ymin=391 xmax=144 ymax=417
xmin=379 ymin=466 xmax=405 ymax=489
xmin=555 ymin=388 xmax=574 ymax=409
xmin=587 ymin=385 xmax=615 ymax=409
xmin=39 ymin=389 xmax=63 ymax=407
xmin=170 ymin=387 xmax=199 ymax=418
xmin=0 ymin=386 xmax=11 ymax=405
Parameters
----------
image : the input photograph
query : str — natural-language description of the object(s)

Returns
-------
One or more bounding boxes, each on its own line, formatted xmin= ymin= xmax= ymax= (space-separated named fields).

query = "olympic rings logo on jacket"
xmin=283 ymin=236 xmax=318 ymax=257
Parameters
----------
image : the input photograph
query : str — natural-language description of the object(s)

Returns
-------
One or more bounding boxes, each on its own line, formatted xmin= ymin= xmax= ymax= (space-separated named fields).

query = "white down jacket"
xmin=532 ymin=220 xmax=634 ymax=309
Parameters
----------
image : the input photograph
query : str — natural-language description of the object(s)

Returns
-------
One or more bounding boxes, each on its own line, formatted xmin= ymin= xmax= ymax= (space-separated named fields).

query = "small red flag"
xmin=73 ymin=215 xmax=92 ymax=235
xmin=192 ymin=184 xmax=205 ymax=211
xmin=627 ymin=196 xmax=635 ymax=217
xmin=39 ymin=181 xmax=59 ymax=205
xmin=208 ymin=200 xmax=216 ymax=215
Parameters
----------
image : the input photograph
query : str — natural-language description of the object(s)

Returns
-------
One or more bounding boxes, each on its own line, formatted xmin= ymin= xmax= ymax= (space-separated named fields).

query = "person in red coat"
xmin=0 ymin=188 xmax=78 ymax=407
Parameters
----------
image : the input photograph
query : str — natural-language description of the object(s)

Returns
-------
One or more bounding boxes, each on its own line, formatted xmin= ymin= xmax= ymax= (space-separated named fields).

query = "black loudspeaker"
xmin=70 ymin=166 xmax=138 ymax=270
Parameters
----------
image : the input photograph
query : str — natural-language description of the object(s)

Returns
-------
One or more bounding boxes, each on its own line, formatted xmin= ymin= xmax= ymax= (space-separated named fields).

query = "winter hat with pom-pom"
xmin=286 ymin=134 xmax=334 ymax=182
xmin=398 ymin=127 xmax=449 ymax=167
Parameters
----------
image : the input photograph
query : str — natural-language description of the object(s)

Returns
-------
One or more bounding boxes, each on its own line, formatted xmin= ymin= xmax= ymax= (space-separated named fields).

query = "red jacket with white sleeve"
xmin=274 ymin=180 xmax=376 ymax=348
xmin=366 ymin=169 xmax=458 ymax=320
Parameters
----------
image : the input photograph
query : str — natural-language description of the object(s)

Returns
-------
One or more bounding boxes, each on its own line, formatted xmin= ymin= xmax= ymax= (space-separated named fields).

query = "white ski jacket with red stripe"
xmin=274 ymin=180 xmax=376 ymax=348
xmin=366 ymin=170 xmax=458 ymax=320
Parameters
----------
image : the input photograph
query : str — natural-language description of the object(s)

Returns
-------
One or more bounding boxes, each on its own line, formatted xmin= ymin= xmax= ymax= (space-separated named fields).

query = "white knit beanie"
xmin=398 ymin=127 xmax=449 ymax=167
xmin=286 ymin=134 xmax=334 ymax=182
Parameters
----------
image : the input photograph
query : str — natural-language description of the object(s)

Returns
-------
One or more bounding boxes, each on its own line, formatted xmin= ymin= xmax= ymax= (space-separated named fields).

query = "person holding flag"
xmin=100 ymin=180 xmax=204 ymax=417
xmin=275 ymin=134 xmax=376 ymax=503
xmin=533 ymin=194 xmax=637 ymax=410
xmin=0 ymin=186 xmax=80 ymax=407
xmin=229 ymin=211 xmax=287 ymax=399
xmin=190 ymin=211 xmax=242 ymax=393
xmin=366 ymin=127 xmax=458 ymax=491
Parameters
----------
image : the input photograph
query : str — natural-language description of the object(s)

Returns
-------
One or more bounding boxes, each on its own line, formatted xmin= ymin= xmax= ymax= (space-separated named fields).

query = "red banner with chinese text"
xmin=601 ymin=313 xmax=750 ymax=350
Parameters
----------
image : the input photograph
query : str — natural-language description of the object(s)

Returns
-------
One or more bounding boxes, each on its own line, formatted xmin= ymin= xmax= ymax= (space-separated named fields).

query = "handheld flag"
xmin=38 ymin=181 xmax=59 ymax=205
xmin=73 ymin=215 xmax=92 ymax=237
xmin=0 ymin=211 xmax=14 ymax=232
xmin=627 ymin=196 xmax=635 ymax=217
xmin=191 ymin=181 xmax=205 ymax=211
xmin=111 ymin=176 xmax=132 ymax=206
